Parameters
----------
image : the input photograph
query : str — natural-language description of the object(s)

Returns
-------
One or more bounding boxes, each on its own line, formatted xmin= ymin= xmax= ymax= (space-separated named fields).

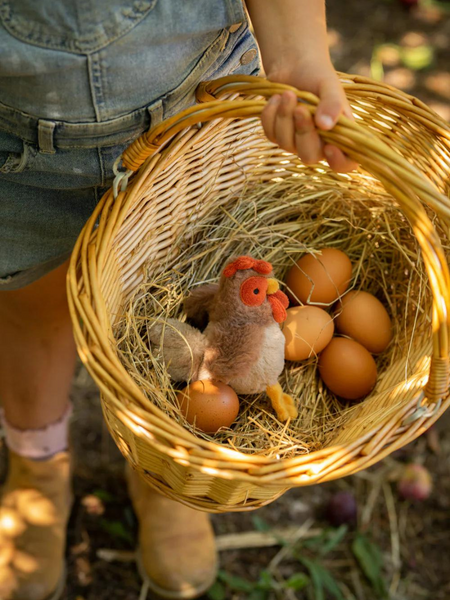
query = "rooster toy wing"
xmin=147 ymin=256 xmax=298 ymax=422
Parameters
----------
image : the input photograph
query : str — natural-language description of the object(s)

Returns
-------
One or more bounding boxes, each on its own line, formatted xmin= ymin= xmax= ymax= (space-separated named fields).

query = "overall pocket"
xmin=0 ymin=0 xmax=160 ymax=54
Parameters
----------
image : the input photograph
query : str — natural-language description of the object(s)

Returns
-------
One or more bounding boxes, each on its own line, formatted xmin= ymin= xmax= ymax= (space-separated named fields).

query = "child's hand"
xmin=261 ymin=66 xmax=357 ymax=173
xmin=245 ymin=0 xmax=358 ymax=174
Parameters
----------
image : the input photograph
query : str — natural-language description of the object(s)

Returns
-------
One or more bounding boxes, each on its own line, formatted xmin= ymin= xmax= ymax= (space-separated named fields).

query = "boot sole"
xmin=136 ymin=550 xmax=217 ymax=600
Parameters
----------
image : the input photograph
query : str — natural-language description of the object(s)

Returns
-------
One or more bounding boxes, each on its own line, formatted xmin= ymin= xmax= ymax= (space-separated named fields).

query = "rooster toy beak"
xmin=267 ymin=278 xmax=279 ymax=295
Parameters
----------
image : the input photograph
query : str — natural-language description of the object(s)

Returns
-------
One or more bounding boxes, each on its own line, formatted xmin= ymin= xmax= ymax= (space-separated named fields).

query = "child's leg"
xmin=0 ymin=261 xmax=216 ymax=600
xmin=0 ymin=261 xmax=74 ymax=600
xmin=0 ymin=259 xmax=75 ymax=432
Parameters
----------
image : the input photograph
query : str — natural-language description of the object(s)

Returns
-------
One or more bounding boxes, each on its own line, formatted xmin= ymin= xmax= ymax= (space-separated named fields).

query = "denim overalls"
xmin=0 ymin=0 xmax=260 ymax=289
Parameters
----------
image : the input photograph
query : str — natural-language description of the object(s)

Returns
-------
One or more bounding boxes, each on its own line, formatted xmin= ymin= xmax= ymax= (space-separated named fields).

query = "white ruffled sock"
xmin=0 ymin=404 xmax=72 ymax=460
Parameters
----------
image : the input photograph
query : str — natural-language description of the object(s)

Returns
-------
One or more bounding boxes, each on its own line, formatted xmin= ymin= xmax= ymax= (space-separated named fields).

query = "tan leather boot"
xmin=0 ymin=451 xmax=72 ymax=600
xmin=126 ymin=467 xmax=218 ymax=599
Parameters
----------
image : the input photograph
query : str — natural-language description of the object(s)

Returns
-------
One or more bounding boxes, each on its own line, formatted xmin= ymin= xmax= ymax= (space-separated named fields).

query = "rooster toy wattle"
xmin=147 ymin=256 xmax=298 ymax=423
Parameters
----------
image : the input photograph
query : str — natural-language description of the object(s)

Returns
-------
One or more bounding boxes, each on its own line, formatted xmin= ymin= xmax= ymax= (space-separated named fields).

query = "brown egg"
xmin=176 ymin=380 xmax=239 ymax=433
xmin=318 ymin=338 xmax=377 ymax=401
xmin=283 ymin=306 xmax=334 ymax=361
xmin=286 ymin=248 xmax=352 ymax=305
xmin=335 ymin=291 xmax=392 ymax=354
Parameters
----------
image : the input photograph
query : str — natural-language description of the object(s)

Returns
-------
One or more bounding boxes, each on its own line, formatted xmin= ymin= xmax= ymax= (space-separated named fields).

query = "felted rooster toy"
xmin=148 ymin=256 xmax=298 ymax=422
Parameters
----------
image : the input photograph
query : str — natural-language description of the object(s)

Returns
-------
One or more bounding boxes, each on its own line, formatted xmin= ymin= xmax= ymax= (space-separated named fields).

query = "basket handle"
xmin=120 ymin=75 xmax=450 ymax=405
xmin=121 ymin=75 xmax=324 ymax=172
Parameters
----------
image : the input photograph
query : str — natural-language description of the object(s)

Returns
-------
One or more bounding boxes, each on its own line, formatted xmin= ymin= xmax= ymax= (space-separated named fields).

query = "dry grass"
xmin=115 ymin=171 xmax=433 ymax=459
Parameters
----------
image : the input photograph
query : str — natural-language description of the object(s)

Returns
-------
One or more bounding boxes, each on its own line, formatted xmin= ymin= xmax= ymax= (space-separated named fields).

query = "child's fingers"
xmin=315 ymin=76 xmax=347 ymax=130
xmin=323 ymin=145 xmax=358 ymax=173
xmin=273 ymin=91 xmax=298 ymax=153
xmin=294 ymin=106 xmax=324 ymax=165
xmin=261 ymin=94 xmax=281 ymax=144
xmin=314 ymin=76 xmax=357 ymax=172
xmin=261 ymin=87 xmax=357 ymax=173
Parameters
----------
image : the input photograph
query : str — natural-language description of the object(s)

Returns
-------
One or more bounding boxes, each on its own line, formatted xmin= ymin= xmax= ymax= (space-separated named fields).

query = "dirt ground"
xmin=63 ymin=2 xmax=450 ymax=599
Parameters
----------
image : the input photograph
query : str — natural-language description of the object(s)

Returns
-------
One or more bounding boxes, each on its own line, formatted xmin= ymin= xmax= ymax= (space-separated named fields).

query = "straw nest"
xmin=115 ymin=167 xmax=437 ymax=459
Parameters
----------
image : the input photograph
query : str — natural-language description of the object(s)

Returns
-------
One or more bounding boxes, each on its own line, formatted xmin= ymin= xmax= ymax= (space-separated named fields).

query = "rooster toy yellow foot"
xmin=148 ymin=256 xmax=298 ymax=423
xmin=266 ymin=383 xmax=298 ymax=422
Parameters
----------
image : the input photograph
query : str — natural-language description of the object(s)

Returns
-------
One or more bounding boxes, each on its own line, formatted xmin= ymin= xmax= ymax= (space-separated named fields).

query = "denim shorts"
xmin=0 ymin=0 xmax=260 ymax=290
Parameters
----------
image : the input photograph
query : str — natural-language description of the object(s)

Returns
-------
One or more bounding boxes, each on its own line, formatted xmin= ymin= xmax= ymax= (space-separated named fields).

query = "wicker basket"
xmin=67 ymin=75 xmax=450 ymax=513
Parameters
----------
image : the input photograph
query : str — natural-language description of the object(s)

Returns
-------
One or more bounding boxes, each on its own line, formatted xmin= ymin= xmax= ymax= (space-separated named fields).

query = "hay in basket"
xmin=68 ymin=75 xmax=450 ymax=512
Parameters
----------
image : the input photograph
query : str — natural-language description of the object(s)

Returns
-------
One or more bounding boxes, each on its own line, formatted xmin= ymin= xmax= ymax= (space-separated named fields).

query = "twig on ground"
xmin=96 ymin=523 xmax=322 ymax=563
